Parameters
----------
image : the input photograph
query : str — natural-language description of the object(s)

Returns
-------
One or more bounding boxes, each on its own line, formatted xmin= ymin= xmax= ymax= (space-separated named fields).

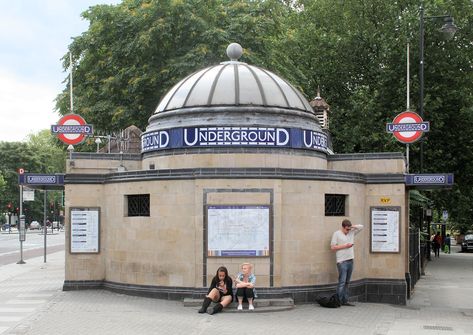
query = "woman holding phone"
xmin=198 ymin=266 xmax=233 ymax=315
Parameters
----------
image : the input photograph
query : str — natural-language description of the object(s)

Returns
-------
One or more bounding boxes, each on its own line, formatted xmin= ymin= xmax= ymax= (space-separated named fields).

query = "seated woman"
xmin=235 ymin=262 xmax=257 ymax=310
xmin=198 ymin=266 xmax=233 ymax=315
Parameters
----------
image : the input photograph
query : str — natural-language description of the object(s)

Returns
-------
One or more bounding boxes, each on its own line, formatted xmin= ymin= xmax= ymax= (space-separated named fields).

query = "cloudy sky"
xmin=0 ymin=0 xmax=120 ymax=142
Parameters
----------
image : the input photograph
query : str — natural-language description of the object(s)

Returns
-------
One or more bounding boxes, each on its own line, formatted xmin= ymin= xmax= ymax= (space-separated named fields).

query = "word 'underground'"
xmin=141 ymin=127 xmax=328 ymax=153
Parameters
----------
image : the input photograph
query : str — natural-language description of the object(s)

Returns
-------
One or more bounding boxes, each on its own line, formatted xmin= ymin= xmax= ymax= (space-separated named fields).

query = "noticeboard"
xmin=206 ymin=205 xmax=270 ymax=257
xmin=370 ymin=206 xmax=401 ymax=253
xmin=19 ymin=215 xmax=26 ymax=242
xmin=70 ymin=207 xmax=100 ymax=254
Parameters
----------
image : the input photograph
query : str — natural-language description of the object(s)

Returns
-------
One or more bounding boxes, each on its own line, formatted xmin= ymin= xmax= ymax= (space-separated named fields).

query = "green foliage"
xmin=56 ymin=0 xmax=298 ymax=133
xmin=0 ymin=131 xmax=66 ymax=223
xmin=55 ymin=0 xmax=473 ymax=232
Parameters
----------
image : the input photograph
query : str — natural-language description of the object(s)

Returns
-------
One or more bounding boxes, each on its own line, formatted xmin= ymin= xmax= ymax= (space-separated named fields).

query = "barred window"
xmin=127 ymin=194 xmax=150 ymax=217
xmin=325 ymin=194 xmax=346 ymax=216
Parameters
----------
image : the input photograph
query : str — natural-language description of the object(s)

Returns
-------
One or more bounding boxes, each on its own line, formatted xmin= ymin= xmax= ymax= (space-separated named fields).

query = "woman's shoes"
xmin=237 ymin=304 xmax=254 ymax=310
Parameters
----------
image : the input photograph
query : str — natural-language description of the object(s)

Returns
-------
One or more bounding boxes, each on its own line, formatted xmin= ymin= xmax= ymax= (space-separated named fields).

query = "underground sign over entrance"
xmin=51 ymin=114 xmax=93 ymax=145
xmin=386 ymin=111 xmax=430 ymax=144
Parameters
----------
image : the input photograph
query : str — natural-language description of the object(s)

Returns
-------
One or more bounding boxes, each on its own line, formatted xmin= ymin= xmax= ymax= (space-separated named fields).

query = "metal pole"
xmin=407 ymin=43 xmax=410 ymax=111
xmin=419 ymin=5 xmax=425 ymax=173
xmin=406 ymin=144 xmax=410 ymax=173
xmin=70 ymin=52 xmax=74 ymax=114
xmin=18 ymin=185 xmax=25 ymax=264
xmin=43 ymin=189 xmax=47 ymax=263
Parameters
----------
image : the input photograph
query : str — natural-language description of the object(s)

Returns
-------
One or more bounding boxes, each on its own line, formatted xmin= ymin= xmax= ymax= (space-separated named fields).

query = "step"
xmin=184 ymin=298 xmax=294 ymax=313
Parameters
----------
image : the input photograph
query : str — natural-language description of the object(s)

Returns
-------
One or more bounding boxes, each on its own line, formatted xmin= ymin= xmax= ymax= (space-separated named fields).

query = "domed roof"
xmin=154 ymin=44 xmax=313 ymax=114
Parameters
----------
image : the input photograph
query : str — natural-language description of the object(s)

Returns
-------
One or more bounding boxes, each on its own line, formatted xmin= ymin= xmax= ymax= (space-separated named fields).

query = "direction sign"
xmin=51 ymin=114 xmax=93 ymax=145
xmin=442 ymin=210 xmax=448 ymax=222
xmin=405 ymin=173 xmax=454 ymax=189
xmin=19 ymin=173 xmax=65 ymax=186
xmin=386 ymin=111 xmax=429 ymax=144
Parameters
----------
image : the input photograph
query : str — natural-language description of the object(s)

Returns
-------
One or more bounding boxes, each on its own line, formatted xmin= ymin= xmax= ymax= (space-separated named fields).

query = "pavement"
xmin=0 ymin=244 xmax=472 ymax=335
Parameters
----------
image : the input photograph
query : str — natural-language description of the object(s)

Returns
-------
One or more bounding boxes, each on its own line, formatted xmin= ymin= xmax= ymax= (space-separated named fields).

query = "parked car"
xmin=29 ymin=221 xmax=41 ymax=230
xmin=461 ymin=234 xmax=473 ymax=252
xmin=1 ymin=223 xmax=10 ymax=231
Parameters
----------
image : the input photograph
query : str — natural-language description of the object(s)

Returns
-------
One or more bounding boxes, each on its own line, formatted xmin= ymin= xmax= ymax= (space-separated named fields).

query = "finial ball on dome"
xmin=226 ymin=43 xmax=243 ymax=61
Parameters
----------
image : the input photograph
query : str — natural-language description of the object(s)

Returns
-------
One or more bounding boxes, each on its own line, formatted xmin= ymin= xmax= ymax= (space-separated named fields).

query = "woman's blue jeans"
xmin=336 ymin=259 xmax=353 ymax=304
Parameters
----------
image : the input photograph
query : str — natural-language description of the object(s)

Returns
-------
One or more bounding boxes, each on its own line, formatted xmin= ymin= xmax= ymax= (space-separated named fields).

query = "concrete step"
xmin=184 ymin=298 xmax=294 ymax=313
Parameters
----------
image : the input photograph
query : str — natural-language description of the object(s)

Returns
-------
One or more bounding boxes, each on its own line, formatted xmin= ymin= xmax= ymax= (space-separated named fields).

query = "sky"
xmin=0 ymin=0 xmax=120 ymax=142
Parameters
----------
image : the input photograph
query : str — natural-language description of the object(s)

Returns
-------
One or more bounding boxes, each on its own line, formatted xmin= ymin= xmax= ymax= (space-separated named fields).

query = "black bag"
xmin=316 ymin=294 xmax=341 ymax=308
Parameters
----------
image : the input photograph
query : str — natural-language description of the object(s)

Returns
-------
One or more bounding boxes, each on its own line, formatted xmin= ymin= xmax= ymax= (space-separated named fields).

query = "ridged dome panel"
xmin=154 ymin=62 xmax=313 ymax=114
xmin=211 ymin=65 xmax=236 ymax=104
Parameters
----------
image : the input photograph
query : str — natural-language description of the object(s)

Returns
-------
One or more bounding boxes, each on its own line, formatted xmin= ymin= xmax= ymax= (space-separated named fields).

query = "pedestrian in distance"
xmin=433 ymin=232 xmax=442 ymax=258
xmin=444 ymin=234 xmax=451 ymax=254
xmin=330 ymin=219 xmax=363 ymax=306
xmin=198 ymin=266 xmax=233 ymax=315
xmin=235 ymin=262 xmax=257 ymax=310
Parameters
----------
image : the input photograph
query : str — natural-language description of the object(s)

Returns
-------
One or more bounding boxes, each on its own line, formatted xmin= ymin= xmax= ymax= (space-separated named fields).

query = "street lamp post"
xmin=95 ymin=137 xmax=102 ymax=153
xmin=418 ymin=5 xmax=457 ymax=173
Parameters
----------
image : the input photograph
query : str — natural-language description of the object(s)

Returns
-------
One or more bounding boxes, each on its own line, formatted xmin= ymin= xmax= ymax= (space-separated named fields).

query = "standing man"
xmin=331 ymin=219 xmax=363 ymax=306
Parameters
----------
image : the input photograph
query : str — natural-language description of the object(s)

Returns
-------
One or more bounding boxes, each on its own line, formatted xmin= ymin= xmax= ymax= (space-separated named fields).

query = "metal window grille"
xmin=127 ymin=194 xmax=150 ymax=217
xmin=325 ymin=194 xmax=346 ymax=216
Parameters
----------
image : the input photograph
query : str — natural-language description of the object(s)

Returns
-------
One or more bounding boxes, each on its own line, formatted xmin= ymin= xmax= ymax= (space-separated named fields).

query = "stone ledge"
xmin=184 ymin=298 xmax=294 ymax=313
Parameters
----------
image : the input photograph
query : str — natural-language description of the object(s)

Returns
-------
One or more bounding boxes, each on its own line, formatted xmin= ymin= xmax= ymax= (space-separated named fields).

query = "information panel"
xmin=207 ymin=205 xmax=270 ymax=257
xmin=370 ymin=207 xmax=400 ymax=253
xmin=70 ymin=207 xmax=100 ymax=254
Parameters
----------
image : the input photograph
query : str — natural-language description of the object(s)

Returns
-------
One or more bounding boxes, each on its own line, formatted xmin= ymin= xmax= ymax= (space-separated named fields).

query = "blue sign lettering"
xmin=303 ymin=130 xmax=328 ymax=150
xmin=19 ymin=174 xmax=65 ymax=186
xmin=386 ymin=122 xmax=430 ymax=133
xmin=405 ymin=174 xmax=454 ymax=188
xmin=183 ymin=127 xmax=290 ymax=147
xmin=51 ymin=125 xmax=94 ymax=135
xmin=141 ymin=127 xmax=329 ymax=153
xmin=141 ymin=130 xmax=170 ymax=152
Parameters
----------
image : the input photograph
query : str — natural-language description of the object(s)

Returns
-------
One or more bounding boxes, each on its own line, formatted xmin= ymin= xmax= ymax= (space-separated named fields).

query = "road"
xmin=0 ymin=230 xmax=65 ymax=266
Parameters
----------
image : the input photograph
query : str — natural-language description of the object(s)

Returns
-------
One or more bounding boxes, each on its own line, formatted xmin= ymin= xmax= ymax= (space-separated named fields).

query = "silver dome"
xmin=154 ymin=61 xmax=313 ymax=114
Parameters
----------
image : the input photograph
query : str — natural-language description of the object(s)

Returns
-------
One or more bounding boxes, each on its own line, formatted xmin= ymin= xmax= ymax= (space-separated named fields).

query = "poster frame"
xmin=205 ymin=204 xmax=270 ymax=258
xmin=370 ymin=206 xmax=401 ymax=254
xmin=69 ymin=207 xmax=101 ymax=254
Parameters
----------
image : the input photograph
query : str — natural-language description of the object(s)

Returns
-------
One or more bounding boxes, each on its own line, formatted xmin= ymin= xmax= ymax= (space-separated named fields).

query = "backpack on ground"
xmin=316 ymin=294 xmax=341 ymax=308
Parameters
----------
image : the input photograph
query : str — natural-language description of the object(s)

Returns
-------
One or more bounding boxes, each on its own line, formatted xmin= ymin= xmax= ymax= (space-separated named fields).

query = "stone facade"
xmin=64 ymin=150 xmax=408 ymax=305
xmin=63 ymin=44 xmax=408 ymax=305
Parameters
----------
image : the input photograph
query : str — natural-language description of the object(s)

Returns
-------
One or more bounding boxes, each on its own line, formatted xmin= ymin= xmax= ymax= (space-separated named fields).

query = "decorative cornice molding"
xmin=65 ymin=168 xmax=404 ymax=185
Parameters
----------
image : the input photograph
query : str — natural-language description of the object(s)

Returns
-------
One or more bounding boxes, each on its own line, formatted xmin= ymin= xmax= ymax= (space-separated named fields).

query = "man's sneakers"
xmin=237 ymin=304 xmax=243 ymax=311
xmin=342 ymin=302 xmax=355 ymax=307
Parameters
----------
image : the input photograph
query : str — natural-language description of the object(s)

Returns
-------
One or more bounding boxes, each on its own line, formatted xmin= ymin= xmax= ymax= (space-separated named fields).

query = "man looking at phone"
xmin=330 ymin=219 xmax=363 ymax=306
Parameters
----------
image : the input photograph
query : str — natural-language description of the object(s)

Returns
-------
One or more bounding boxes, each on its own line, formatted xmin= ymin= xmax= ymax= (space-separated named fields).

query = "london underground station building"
xmin=64 ymin=44 xmax=408 ymax=304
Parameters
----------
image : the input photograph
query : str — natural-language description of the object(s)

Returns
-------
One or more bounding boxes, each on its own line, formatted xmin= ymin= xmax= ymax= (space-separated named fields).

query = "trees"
xmin=0 ymin=130 xmax=65 ymax=224
xmin=287 ymin=0 xmax=473 ymax=232
xmin=56 ymin=0 xmax=297 ymax=133
xmin=55 ymin=0 xmax=473 ymax=232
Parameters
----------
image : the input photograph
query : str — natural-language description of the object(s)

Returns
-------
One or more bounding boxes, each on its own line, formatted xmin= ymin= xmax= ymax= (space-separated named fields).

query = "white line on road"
xmin=5 ymin=300 xmax=46 ymax=305
xmin=0 ymin=316 xmax=22 ymax=322
xmin=17 ymin=293 xmax=54 ymax=298
xmin=0 ymin=308 xmax=36 ymax=313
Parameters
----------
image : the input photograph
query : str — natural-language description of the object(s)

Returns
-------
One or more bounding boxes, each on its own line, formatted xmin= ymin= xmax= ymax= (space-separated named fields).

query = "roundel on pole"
xmin=52 ymin=114 xmax=93 ymax=145
xmin=386 ymin=111 xmax=430 ymax=144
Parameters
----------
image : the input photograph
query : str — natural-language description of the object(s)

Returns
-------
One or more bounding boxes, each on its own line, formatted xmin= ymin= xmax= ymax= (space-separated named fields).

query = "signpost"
xmin=386 ymin=111 xmax=430 ymax=144
xmin=18 ymin=173 xmax=64 ymax=263
xmin=387 ymin=111 xmax=430 ymax=173
xmin=51 ymin=114 xmax=93 ymax=145
xmin=17 ymin=215 xmax=26 ymax=264
xmin=405 ymin=174 xmax=454 ymax=189
xmin=442 ymin=210 xmax=449 ymax=222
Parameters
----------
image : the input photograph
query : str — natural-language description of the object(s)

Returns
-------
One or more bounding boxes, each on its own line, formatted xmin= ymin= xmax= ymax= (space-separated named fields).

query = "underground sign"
xmin=51 ymin=114 xmax=93 ymax=145
xmin=386 ymin=111 xmax=429 ymax=144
